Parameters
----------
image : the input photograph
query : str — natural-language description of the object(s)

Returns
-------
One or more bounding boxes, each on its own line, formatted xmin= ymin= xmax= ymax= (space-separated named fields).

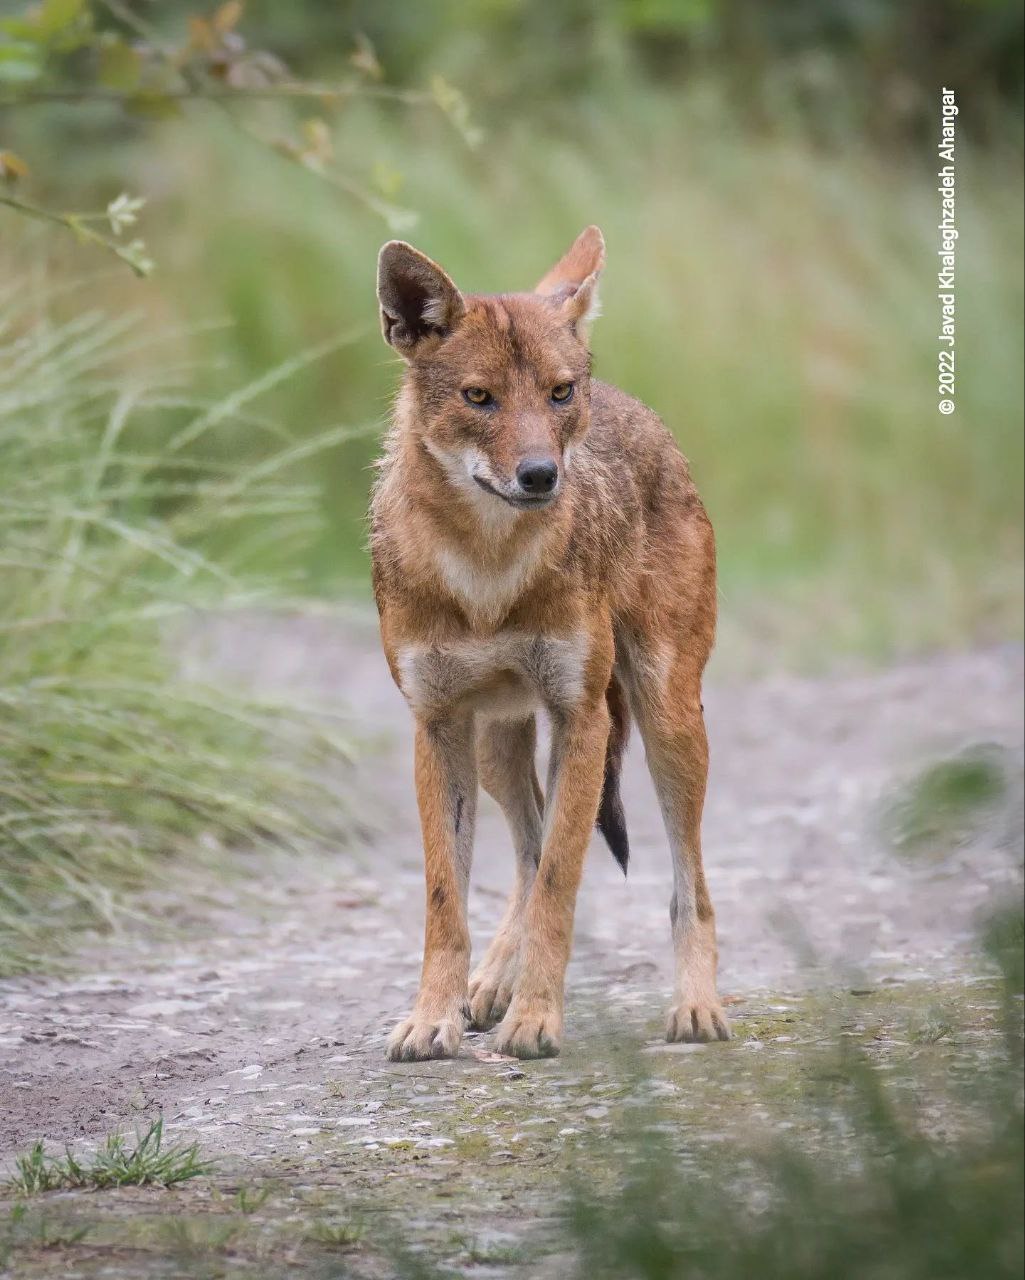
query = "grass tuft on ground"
xmin=6 ymin=1119 xmax=210 ymax=1195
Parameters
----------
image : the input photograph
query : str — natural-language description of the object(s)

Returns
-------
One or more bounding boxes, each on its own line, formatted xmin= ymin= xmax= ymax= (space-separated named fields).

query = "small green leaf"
xmin=121 ymin=239 xmax=155 ymax=277
xmin=98 ymin=36 xmax=141 ymax=92
xmin=301 ymin=117 xmax=333 ymax=162
xmin=33 ymin=0 xmax=86 ymax=39
xmin=125 ymin=91 xmax=183 ymax=120
xmin=371 ymin=161 xmax=403 ymax=198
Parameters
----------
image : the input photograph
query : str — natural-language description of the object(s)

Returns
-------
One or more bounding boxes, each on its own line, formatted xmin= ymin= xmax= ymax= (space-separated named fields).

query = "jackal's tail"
xmin=596 ymin=672 xmax=630 ymax=874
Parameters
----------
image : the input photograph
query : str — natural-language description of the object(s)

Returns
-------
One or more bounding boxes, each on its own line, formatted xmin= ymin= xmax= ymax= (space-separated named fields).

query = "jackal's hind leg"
xmin=626 ymin=647 xmax=730 ymax=1043
xmin=468 ymin=717 xmax=542 ymax=1030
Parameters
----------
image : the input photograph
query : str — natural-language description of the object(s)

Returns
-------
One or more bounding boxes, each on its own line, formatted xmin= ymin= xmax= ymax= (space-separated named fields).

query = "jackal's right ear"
xmin=377 ymin=241 xmax=465 ymax=359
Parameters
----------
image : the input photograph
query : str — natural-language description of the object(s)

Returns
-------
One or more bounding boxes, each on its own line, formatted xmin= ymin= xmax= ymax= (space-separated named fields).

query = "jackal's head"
xmin=376 ymin=226 xmax=604 ymax=514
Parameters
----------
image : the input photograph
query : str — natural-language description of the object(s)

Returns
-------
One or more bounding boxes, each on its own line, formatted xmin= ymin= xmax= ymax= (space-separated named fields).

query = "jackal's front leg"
xmin=493 ymin=699 xmax=609 ymax=1059
xmin=387 ymin=715 xmax=476 ymax=1061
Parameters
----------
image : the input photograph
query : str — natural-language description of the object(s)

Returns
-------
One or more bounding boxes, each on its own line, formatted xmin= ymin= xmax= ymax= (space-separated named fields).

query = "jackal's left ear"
xmin=377 ymin=241 xmax=465 ymax=359
xmin=535 ymin=225 xmax=605 ymax=338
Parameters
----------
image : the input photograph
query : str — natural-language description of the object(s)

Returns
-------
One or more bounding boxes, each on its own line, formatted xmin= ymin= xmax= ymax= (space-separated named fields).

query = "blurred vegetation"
xmin=142 ymin=0 xmax=1025 ymax=143
xmin=555 ymin=903 xmax=1025 ymax=1280
xmin=883 ymin=743 xmax=1018 ymax=856
xmin=0 ymin=0 xmax=462 ymax=240
xmin=563 ymin=1012 xmax=1023 ymax=1279
xmin=0 ymin=297 xmax=359 ymax=973
xmin=3 ymin=1 xmax=1021 ymax=670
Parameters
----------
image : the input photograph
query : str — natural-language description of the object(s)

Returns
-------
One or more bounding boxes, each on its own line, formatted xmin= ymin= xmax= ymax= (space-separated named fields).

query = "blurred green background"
xmin=2 ymin=0 xmax=1023 ymax=669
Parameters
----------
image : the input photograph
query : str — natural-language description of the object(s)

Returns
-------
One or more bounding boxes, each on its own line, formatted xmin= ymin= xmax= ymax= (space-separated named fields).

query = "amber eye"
xmin=463 ymin=387 xmax=493 ymax=406
xmin=551 ymin=382 xmax=574 ymax=403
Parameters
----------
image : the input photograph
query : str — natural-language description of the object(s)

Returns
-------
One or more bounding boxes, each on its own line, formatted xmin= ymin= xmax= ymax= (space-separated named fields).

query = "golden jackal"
xmin=371 ymin=226 xmax=729 ymax=1060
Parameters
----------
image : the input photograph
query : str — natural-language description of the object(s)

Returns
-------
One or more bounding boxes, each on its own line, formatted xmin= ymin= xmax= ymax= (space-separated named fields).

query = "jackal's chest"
xmin=396 ymin=632 xmax=589 ymax=721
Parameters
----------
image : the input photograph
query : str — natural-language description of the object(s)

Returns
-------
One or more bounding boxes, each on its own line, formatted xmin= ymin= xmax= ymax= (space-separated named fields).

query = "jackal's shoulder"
xmin=557 ymin=378 xmax=709 ymax=601
xmin=591 ymin=374 xmax=674 ymax=431
xmin=583 ymin=379 xmax=699 ymax=501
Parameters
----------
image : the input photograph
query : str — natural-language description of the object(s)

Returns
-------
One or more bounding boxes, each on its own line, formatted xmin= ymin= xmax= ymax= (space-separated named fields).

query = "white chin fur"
xmin=423 ymin=439 xmax=520 ymax=527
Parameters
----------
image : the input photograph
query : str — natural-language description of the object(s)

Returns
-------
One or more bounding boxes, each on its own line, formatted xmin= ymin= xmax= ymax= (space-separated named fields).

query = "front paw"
xmin=386 ymin=1007 xmax=465 ymax=1062
xmin=493 ymin=996 xmax=563 ymax=1059
xmin=665 ymin=995 xmax=731 ymax=1043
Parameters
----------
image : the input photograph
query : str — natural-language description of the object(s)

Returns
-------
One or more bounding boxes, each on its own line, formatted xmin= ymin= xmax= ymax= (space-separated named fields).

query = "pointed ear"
xmin=377 ymin=241 xmax=465 ymax=359
xmin=534 ymin=225 xmax=605 ymax=337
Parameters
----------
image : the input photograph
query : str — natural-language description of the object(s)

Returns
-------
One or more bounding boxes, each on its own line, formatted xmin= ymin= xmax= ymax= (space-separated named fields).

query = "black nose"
xmin=515 ymin=458 xmax=559 ymax=495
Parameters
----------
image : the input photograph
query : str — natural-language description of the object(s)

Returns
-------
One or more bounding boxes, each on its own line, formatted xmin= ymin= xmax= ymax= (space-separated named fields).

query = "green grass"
xmin=6 ymin=1119 xmax=211 ymax=1195
xmin=306 ymin=1217 xmax=365 ymax=1250
xmin=234 ymin=1184 xmax=273 ymax=1215
xmin=0 ymin=299 xmax=361 ymax=972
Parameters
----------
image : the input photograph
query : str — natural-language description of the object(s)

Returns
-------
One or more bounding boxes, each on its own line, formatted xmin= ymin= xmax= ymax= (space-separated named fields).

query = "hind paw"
xmin=665 ymin=996 xmax=731 ymax=1043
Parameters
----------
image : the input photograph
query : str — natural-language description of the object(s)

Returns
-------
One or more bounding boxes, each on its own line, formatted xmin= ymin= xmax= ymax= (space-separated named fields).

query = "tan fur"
xmin=372 ymin=227 xmax=729 ymax=1060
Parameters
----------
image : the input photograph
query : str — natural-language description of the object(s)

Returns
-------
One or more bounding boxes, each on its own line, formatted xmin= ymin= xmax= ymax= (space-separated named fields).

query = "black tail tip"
xmin=597 ymin=798 xmax=629 ymax=876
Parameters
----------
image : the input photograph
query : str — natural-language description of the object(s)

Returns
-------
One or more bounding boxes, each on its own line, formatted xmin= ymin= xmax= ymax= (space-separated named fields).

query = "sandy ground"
xmin=0 ymin=618 xmax=1021 ymax=1274
xmin=1 ymin=617 xmax=1021 ymax=1153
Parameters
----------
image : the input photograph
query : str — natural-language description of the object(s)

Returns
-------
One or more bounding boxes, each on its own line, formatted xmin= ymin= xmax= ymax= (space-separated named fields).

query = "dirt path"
xmin=0 ymin=617 xmax=1021 ymax=1275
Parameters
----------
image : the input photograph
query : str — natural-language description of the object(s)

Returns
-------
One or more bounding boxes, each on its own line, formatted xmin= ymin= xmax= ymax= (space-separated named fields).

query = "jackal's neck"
xmin=380 ymin=412 xmax=567 ymax=630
